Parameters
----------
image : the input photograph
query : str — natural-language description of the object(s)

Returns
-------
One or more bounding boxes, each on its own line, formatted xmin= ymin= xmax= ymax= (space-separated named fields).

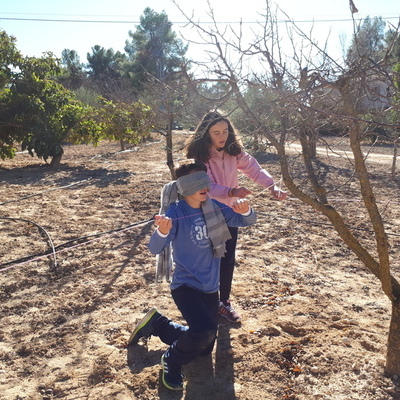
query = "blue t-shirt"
xmin=148 ymin=199 xmax=257 ymax=293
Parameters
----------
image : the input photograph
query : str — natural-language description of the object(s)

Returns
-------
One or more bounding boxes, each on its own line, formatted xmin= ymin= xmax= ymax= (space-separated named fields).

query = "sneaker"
xmin=219 ymin=301 xmax=241 ymax=323
xmin=128 ymin=307 xmax=159 ymax=346
xmin=161 ymin=353 xmax=184 ymax=391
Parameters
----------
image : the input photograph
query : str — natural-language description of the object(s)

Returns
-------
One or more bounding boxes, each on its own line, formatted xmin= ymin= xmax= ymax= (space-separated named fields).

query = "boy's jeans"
xmin=153 ymin=285 xmax=219 ymax=366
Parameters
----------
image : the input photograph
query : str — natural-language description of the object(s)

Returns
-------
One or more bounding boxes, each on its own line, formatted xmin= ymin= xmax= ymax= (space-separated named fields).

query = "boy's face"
xmin=185 ymin=187 xmax=209 ymax=206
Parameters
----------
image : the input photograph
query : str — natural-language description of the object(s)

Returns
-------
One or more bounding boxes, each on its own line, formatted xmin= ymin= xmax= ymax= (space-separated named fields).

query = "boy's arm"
xmin=148 ymin=229 xmax=170 ymax=255
xmin=148 ymin=215 xmax=174 ymax=255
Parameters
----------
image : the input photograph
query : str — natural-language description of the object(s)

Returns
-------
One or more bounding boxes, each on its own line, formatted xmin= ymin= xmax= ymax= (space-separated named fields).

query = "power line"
xmin=0 ymin=11 xmax=139 ymax=17
xmin=8 ymin=10 xmax=397 ymax=18
xmin=0 ymin=16 xmax=398 ymax=24
xmin=0 ymin=17 xmax=141 ymax=24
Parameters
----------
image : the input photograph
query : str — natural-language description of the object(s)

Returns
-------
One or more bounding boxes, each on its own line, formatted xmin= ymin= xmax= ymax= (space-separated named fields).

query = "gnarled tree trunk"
xmin=50 ymin=148 xmax=64 ymax=168
xmin=166 ymin=116 xmax=175 ymax=179
xmin=386 ymin=300 xmax=400 ymax=375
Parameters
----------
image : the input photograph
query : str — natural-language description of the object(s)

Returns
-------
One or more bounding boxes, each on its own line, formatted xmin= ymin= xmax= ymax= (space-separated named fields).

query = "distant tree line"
xmin=0 ymin=8 xmax=399 ymax=168
xmin=0 ymin=8 xmax=191 ymax=167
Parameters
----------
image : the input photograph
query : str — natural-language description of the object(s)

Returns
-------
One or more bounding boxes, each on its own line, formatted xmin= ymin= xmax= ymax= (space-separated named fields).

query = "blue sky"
xmin=0 ymin=0 xmax=399 ymax=63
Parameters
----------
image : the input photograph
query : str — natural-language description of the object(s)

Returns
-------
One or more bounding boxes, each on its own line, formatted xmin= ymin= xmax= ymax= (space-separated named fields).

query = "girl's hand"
xmin=154 ymin=215 xmax=173 ymax=235
xmin=270 ymin=186 xmax=288 ymax=200
xmin=232 ymin=187 xmax=252 ymax=198
xmin=232 ymin=198 xmax=250 ymax=214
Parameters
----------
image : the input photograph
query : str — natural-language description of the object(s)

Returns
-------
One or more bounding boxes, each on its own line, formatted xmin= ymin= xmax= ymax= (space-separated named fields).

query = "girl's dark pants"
xmin=152 ymin=285 xmax=219 ymax=367
xmin=219 ymin=227 xmax=238 ymax=303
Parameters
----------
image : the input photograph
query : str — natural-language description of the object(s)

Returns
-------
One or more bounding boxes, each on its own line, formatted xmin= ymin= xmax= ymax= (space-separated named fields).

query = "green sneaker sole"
xmin=161 ymin=354 xmax=184 ymax=391
xmin=128 ymin=307 xmax=158 ymax=345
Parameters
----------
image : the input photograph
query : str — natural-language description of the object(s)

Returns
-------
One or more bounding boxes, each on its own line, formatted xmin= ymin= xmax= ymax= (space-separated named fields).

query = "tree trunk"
xmin=299 ymin=127 xmax=327 ymax=203
xmin=337 ymin=76 xmax=394 ymax=300
xmin=166 ymin=116 xmax=175 ymax=179
xmin=309 ymin=129 xmax=317 ymax=159
xmin=252 ymin=133 xmax=260 ymax=152
xmin=120 ymin=138 xmax=125 ymax=151
xmin=391 ymin=138 xmax=398 ymax=178
xmin=386 ymin=299 xmax=400 ymax=375
xmin=50 ymin=148 xmax=64 ymax=168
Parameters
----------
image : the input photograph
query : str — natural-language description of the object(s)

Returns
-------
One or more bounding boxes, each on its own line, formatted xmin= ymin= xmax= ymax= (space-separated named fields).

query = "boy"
xmin=128 ymin=162 xmax=256 ymax=391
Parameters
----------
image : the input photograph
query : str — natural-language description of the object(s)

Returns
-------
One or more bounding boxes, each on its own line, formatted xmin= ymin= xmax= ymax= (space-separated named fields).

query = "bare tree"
xmin=176 ymin=0 xmax=400 ymax=374
xmin=138 ymin=71 xmax=206 ymax=178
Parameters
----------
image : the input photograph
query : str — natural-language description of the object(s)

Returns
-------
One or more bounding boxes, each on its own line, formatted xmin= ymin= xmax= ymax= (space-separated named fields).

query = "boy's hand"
xmin=232 ymin=198 xmax=250 ymax=214
xmin=154 ymin=215 xmax=172 ymax=235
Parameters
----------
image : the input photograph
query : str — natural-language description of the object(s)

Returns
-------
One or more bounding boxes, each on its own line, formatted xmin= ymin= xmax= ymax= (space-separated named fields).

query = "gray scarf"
xmin=155 ymin=181 xmax=178 ymax=282
xmin=201 ymin=196 xmax=232 ymax=258
xmin=156 ymin=171 xmax=231 ymax=282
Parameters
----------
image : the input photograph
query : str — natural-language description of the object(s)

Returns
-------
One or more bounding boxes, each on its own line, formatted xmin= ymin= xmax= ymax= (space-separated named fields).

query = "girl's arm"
xmin=236 ymin=151 xmax=275 ymax=187
xmin=237 ymin=151 xmax=287 ymax=200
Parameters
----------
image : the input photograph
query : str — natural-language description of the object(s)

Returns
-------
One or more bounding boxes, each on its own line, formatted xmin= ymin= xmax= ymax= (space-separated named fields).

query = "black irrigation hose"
xmin=53 ymin=217 xmax=154 ymax=251
xmin=0 ymin=217 xmax=57 ymax=269
xmin=0 ymin=217 xmax=154 ymax=270
xmin=2 ymin=208 xmax=398 ymax=271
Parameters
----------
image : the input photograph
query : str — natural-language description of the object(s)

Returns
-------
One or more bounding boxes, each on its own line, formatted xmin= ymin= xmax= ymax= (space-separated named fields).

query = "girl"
xmin=185 ymin=110 xmax=287 ymax=323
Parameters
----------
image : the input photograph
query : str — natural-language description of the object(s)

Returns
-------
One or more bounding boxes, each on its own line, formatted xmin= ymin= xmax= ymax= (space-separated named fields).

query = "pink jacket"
xmin=206 ymin=147 xmax=275 ymax=207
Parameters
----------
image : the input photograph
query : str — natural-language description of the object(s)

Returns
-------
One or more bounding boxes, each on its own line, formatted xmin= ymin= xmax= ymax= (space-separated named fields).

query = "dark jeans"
xmin=152 ymin=285 xmax=219 ymax=367
xmin=219 ymin=227 xmax=238 ymax=303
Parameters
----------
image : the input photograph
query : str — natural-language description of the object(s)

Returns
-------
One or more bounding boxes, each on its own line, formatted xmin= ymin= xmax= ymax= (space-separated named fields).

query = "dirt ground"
xmin=1 ymin=133 xmax=400 ymax=400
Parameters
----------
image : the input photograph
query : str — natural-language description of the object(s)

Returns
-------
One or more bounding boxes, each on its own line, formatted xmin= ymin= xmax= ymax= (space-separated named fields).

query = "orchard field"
xmin=1 ymin=133 xmax=400 ymax=400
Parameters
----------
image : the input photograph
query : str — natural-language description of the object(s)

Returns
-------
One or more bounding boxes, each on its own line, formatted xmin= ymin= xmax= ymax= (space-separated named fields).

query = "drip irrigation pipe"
xmin=0 ymin=217 xmax=154 ymax=270
xmin=0 ymin=217 xmax=57 ymax=269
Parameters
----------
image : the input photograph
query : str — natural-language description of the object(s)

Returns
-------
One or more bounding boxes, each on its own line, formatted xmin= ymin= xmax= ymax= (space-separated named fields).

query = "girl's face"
xmin=208 ymin=120 xmax=229 ymax=150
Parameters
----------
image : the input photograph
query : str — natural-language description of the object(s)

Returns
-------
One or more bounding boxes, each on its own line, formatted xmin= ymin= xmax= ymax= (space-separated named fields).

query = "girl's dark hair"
xmin=175 ymin=161 xmax=207 ymax=179
xmin=185 ymin=110 xmax=242 ymax=162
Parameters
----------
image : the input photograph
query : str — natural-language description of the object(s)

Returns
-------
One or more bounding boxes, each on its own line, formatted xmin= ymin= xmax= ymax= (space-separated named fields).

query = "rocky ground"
xmin=0 ymin=133 xmax=400 ymax=400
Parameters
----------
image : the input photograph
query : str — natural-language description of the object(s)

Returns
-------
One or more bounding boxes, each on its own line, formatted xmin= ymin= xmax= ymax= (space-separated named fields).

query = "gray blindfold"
xmin=176 ymin=171 xmax=211 ymax=197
